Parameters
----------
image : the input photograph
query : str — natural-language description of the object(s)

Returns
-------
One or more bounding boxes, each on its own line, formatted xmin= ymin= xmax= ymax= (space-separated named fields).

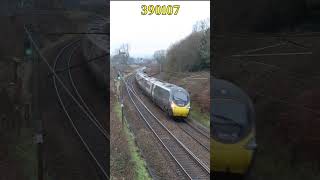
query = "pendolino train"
xmin=211 ymin=78 xmax=257 ymax=174
xmin=135 ymin=67 xmax=190 ymax=118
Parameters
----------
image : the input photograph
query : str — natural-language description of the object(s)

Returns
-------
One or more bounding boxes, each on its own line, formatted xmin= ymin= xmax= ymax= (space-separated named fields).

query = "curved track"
xmin=185 ymin=119 xmax=210 ymax=139
xmin=53 ymin=40 xmax=109 ymax=179
xmin=177 ymin=121 xmax=210 ymax=151
xmin=124 ymin=73 xmax=210 ymax=179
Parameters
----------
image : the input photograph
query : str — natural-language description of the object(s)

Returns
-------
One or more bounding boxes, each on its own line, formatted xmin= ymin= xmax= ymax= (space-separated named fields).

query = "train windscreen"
xmin=173 ymin=90 xmax=189 ymax=106
xmin=212 ymin=99 xmax=249 ymax=142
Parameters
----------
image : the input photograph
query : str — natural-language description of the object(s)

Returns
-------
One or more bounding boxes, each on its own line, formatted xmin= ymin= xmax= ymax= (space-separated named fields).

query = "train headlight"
xmin=171 ymin=102 xmax=176 ymax=109
xmin=245 ymin=137 xmax=257 ymax=150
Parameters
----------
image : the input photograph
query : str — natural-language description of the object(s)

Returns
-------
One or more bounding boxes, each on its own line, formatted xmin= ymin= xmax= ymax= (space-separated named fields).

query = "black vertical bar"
xmin=36 ymin=54 xmax=43 ymax=180
xmin=121 ymin=104 xmax=124 ymax=127
xmin=13 ymin=61 xmax=18 ymax=83
xmin=24 ymin=25 xmax=43 ymax=179
xmin=29 ymin=31 xmax=43 ymax=180
xmin=38 ymin=141 xmax=43 ymax=180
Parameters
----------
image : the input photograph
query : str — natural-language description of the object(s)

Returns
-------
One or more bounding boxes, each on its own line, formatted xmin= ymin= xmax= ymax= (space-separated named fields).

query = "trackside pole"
xmin=26 ymin=25 xmax=44 ymax=180
xmin=119 ymin=72 xmax=124 ymax=128
xmin=121 ymin=101 xmax=124 ymax=128
xmin=117 ymin=70 xmax=123 ymax=128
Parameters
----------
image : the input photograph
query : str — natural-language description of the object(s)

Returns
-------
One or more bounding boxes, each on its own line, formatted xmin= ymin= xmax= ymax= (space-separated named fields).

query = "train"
xmin=211 ymin=78 xmax=257 ymax=174
xmin=135 ymin=67 xmax=191 ymax=118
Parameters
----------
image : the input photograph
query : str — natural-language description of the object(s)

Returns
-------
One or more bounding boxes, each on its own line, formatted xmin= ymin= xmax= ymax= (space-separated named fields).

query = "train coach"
xmin=211 ymin=78 xmax=257 ymax=175
xmin=135 ymin=68 xmax=190 ymax=118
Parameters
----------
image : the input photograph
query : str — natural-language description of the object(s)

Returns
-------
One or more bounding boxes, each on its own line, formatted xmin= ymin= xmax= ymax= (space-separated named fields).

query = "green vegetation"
xmin=189 ymin=103 xmax=210 ymax=128
xmin=114 ymin=101 xmax=151 ymax=180
xmin=162 ymin=19 xmax=210 ymax=72
xmin=10 ymin=129 xmax=37 ymax=180
xmin=250 ymin=141 xmax=320 ymax=180
xmin=8 ymin=128 xmax=37 ymax=180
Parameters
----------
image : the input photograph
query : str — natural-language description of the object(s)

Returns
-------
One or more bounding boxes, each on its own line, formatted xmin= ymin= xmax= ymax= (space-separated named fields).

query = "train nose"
xmin=172 ymin=106 xmax=190 ymax=117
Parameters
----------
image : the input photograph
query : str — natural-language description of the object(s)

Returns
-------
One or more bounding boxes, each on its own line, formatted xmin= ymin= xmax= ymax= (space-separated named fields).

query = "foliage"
xmin=113 ymin=99 xmax=151 ymax=180
xmin=189 ymin=104 xmax=210 ymax=128
xmin=162 ymin=19 xmax=210 ymax=72
xmin=153 ymin=50 xmax=166 ymax=64
xmin=111 ymin=43 xmax=130 ymax=65
xmin=153 ymin=50 xmax=166 ymax=72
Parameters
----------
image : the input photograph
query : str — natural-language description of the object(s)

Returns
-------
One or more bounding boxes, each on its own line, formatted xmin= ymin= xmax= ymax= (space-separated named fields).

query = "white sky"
xmin=110 ymin=1 xmax=210 ymax=58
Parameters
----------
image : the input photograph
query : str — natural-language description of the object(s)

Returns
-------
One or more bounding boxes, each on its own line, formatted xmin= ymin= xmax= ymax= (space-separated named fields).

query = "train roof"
xmin=136 ymin=68 xmax=188 ymax=93
xmin=153 ymin=79 xmax=184 ymax=91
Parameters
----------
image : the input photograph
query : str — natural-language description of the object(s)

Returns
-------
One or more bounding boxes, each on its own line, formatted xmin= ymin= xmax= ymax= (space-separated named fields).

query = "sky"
xmin=110 ymin=1 xmax=210 ymax=58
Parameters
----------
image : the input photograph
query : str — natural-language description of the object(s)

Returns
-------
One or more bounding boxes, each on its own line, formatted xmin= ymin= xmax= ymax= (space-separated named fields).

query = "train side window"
xmin=158 ymin=88 xmax=164 ymax=99
xmin=163 ymin=90 xmax=169 ymax=101
xmin=154 ymin=86 xmax=161 ymax=99
xmin=145 ymin=83 xmax=150 ymax=89
xmin=162 ymin=89 xmax=168 ymax=99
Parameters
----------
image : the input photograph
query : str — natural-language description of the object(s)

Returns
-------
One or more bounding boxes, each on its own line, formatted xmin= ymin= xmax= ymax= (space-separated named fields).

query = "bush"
xmin=164 ymin=27 xmax=210 ymax=72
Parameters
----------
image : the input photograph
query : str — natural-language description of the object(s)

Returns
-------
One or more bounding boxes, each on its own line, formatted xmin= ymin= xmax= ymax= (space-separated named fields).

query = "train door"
xmin=151 ymin=83 xmax=155 ymax=100
xmin=162 ymin=89 xmax=170 ymax=111
xmin=153 ymin=85 xmax=161 ymax=105
xmin=145 ymin=81 xmax=152 ymax=96
xmin=158 ymin=88 xmax=169 ymax=111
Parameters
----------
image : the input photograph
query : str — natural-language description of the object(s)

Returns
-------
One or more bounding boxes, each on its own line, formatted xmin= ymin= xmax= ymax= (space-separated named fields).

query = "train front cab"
xmin=152 ymin=84 xmax=190 ymax=118
xmin=170 ymin=88 xmax=190 ymax=118
xmin=211 ymin=79 xmax=257 ymax=175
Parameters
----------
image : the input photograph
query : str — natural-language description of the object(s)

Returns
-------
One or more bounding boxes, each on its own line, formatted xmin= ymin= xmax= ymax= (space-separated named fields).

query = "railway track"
xmin=185 ymin=119 xmax=210 ymax=139
xmin=129 ymin=74 xmax=210 ymax=155
xmin=177 ymin=121 xmax=210 ymax=151
xmin=124 ymin=74 xmax=210 ymax=179
xmin=53 ymin=40 xmax=109 ymax=179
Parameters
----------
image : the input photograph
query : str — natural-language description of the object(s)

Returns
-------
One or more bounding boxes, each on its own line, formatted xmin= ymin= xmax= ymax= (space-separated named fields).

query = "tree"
xmin=192 ymin=18 xmax=210 ymax=32
xmin=193 ymin=19 xmax=210 ymax=70
xmin=114 ymin=43 xmax=130 ymax=65
xmin=199 ymin=27 xmax=210 ymax=70
xmin=153 ymin=50 xmax=166 ymax=72
xmin=163 ymin=18 xmax=210 ymax=72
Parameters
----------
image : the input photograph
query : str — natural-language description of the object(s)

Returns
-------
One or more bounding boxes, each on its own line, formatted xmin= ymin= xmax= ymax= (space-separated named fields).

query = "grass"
xmin=114 ymin=100 xmax=151 ymax=180
xmin=250 ymin=142 xmax=320 ymax=180
xmin=189 ymin=103 xmax=210 ymax=128
xmin=7 ymin=128 xmax=55 ymax=180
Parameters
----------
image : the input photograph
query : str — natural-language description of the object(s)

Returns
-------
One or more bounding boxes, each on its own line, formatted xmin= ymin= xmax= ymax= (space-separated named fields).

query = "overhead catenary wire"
xmin=67 ymin=44 xmax=106 ymax=133
xmin=46 ymin=32 xmax=109 ymax=35
xmin=215 ymin=40 xmax=318 ymax=82
xmin=53 ymin=43 xmax=109 ymax=179
xmin=24 ymin=26 xmax=109 ymax=140
xmin=214 ymin=39 xmax=320 ymax=115
xmin=52 ymin=52 xmax=109 ymax=75
xmin=214 ymin=31 xmax=320 ymax=38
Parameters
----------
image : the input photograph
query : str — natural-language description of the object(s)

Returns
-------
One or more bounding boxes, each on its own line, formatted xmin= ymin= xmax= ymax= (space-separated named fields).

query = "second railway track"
xmin=129 ymin=73 xmax=210 ymax=157
xmin=124 ymin=73 xmax=210 ymax=179
xmin=53 ymin=40 xmax=109 ymax=179
xmin=177 ymin=121 xmax=210 ymax=151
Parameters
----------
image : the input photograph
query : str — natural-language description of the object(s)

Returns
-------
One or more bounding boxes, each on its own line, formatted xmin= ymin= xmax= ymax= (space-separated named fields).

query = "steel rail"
xmin=185 ymin=119 xmax=210 ymax=139
xmin=124 ymin=74 xmax=210 ymax=179
xmin=44 ymin=39 xmax=108 ymax=139
xmin=53 ymin=40 xmax=109 ymax=179
xmin=177 ymin=123 xmax=210 ymax=152
xmin=129 ymin=74 xmax=210 ymax=152
xmin=125 ymin=81 xmax=192 ymax=179
xmin=24 ymin=26 xmax=109 ymax=140
xmin=67 ymin=44 xmax=106 ymax=133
